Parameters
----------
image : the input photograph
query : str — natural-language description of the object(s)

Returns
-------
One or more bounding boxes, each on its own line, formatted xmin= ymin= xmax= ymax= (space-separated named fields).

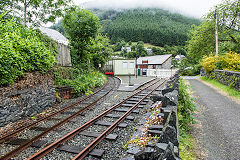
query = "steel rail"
xmin=72 ymin=80 xmax=166 ymax=160
xmin=26 ymin=78 xmax=162 ymax=160
xmin=0 ymin=77 xmax=111 ymax=144
xmin=0 ymin=78 xmax=116 ymax=160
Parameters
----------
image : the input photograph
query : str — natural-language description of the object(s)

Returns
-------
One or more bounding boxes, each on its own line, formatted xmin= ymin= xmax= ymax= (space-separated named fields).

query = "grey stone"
xmin=121 ymin=156 xmax=135 ymax=160
xmin=159 ymin=125 xmax=178 ymax=146
xmin=127 ymin=146 xmax=142 ymax=155
xmin=134 ymin=147 xmax=155 ymax=160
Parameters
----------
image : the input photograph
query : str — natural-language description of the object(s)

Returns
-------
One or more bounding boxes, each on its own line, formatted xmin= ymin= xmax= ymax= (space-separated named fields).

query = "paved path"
xmin=188 ymin=79 xmax=240 ymax=159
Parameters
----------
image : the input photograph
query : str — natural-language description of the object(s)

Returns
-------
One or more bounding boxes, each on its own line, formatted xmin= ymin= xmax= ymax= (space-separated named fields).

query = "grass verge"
xmin=178 ymin=79 xmax=197 ymax=159
xmin=200 ymin=76 xmax=240 ymax=100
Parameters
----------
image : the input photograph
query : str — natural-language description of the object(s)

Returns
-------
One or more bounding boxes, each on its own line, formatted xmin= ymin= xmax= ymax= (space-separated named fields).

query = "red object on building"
xmin=105 ymin=72 xmax=113 ymax=75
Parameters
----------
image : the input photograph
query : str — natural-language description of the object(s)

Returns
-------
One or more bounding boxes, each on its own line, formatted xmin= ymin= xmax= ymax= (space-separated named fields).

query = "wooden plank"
xmin=80 ymin=131 xmax=118 ymax=140
xmin=105 ymin=114 xmax=135 ymax=121
xmin=122 ymin=104 xmax=144 ymax=108
xmin=128 ymin=98 xmax=148 ymax=102
xmin=7 ymin=138 xmax=47 ymax=148
xmin=95 ymin=121 xmax=127 ymax=128
xmin=114 ymin=108 xmax=139 ymax=114
xmin=58 ymin=144 xmax=104 ymax=157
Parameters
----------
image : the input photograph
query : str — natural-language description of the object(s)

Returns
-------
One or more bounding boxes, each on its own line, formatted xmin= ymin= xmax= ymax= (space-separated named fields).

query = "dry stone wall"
xmin=0 ymin=72 xmax=56 ymax=127
xmin=122 ymin=73 xmax=180 ymax=160
xmin=202 ymin=69 xmax=240 ymax=92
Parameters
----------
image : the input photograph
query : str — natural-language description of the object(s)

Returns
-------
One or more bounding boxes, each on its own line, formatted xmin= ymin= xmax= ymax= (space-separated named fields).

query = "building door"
xmin=138 ymin=68 xmax=141 ymax=76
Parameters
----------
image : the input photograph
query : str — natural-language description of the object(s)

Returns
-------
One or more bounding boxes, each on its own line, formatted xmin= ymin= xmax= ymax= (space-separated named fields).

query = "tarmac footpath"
xmin=188 ymin=78 xmax=240 ymax=159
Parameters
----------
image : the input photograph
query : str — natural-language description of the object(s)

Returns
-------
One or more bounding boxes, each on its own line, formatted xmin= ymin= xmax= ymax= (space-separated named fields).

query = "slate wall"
xmin=0 ymin=72 xmax=56 ymax=127
xmin=122 ymin=73 xmax=180 ymax=160
xmin=202 ymin=69 xmax=240 ymax=92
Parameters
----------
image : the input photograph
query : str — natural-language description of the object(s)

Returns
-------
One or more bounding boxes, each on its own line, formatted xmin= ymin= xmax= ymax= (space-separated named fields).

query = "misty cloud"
xmin=77 ymin=0 xmax=222 ymax=18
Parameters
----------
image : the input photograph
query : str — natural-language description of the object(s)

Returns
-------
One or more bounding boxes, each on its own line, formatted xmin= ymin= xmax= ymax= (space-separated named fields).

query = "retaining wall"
xmin=0 ymin=72 xmax=56 ymax=127
xmin=122 ymin=73 xmax=180 ymax=160
xmin=202 ymin=69 xmax=240 ymax=92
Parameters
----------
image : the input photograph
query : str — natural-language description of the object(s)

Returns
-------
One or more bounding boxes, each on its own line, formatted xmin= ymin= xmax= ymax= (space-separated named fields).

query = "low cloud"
xmin=77 ymin=0 xmax=222 ymax=18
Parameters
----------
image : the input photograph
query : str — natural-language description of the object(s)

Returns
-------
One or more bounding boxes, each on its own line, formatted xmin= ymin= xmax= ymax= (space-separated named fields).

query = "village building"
xmin=146 ymin=48 xmax=153 ymax=55
xmin=175 ymin=54 xmax=185 ymax=61
xmin=121 ymin=46 xmax=131 ymax=53
xmin=137 ymin=54 xmax=173 ymax=77
xmin=137 ymin=54 xmax=172 ymax=69
xmin=104 ymin=58 xmax=136 ymax=76
xmin=39 ymin=27 xmax=72 ymax=67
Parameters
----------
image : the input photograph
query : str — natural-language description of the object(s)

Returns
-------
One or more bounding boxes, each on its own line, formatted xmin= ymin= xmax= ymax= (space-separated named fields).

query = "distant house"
xmin=137 ymin=54 xmax=172 ymax=76
xmin=137 ymin=54 xmax=172 ymax=69
xmin=146 ymin=48 xmax=153 ymax=55
xmin=121 ymin=46 xmax=131 ymax=53
xmin=39 ymin=27 xmax=72 ymax=67
xmin=175 ymin=55 xmax=185 ymax=61
xmin=104 ymin=58 xmax=136 ymax=76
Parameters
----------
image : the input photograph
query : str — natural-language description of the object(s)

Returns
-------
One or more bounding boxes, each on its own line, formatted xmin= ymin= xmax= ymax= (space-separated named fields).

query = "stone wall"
xmin=203 ymin=69 xmax=240 ymax=92
xmin=0 ymin=72 xmax=56 ymax=127
xmin=122 ymin=73 xmax=180 ymax=160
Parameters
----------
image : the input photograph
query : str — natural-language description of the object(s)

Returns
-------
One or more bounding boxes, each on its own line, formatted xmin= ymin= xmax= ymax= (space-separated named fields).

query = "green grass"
xmin=131 ymin=42 xmax=163 ymax=49
xmin=201 ymin=76 xmax=240 ymax=100
xmin=179 ymin=129 xmax=196 ymax=160
xmin=178 ymin=79 xmax=197 ymax=159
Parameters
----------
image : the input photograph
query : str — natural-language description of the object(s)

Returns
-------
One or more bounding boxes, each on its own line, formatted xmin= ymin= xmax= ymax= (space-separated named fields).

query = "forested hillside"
xmin=93 ymin=8 xmax=200 ymax=46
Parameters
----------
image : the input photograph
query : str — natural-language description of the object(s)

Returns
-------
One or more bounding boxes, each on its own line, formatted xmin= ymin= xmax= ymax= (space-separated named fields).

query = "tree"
xmin=63 ymin=7 xmax=101 ymax=68
xmin=89 ymin=34 xmax=113 ymax=69
xmin=136 ymin=41 xmax=147 ymax=57
xmin=186 ymin=0 xmax=240 ymax=65
xmin=186 ymin=21 xmax=215 ymax=64
xmin=1 ymin=0 xmax=72 ymax=26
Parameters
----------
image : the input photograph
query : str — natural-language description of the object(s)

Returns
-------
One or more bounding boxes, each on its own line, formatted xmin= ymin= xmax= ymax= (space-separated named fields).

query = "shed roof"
xmin=39 ymin=27 xmax=69 ymax=45
xmin=137 ymin=54 xmax=172 ymax=65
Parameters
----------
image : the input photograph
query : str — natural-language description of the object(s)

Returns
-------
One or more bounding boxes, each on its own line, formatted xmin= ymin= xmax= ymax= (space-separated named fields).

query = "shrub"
xmin=178 ymin=79 xmax=196 ymax=159
xmin=0 ymin=14 xmax=56 ymax=86
xmin=201 ymin=54 xmax=217 ymax=73
xmin=54 ymin=67 xmax=107 ymax=95
xmin=202 ymin=51 xmax=240 ymax=73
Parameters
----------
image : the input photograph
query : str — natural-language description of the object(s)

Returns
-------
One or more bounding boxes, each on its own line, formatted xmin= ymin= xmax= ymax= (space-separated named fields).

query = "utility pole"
xmin=215 ymin=8 xmax=218 ymax=56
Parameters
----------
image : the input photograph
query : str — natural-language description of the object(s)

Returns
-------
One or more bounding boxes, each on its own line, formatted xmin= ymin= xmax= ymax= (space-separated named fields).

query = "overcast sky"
xmin=74 ymin=0 xmax=223 ymax=18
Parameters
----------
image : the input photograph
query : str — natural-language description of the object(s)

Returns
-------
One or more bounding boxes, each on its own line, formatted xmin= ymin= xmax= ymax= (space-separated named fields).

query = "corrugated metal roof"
xmin=137 ymin=54 xmax=172 ymax=65
xmin=39 ymin=27 xmax=69 ymax=45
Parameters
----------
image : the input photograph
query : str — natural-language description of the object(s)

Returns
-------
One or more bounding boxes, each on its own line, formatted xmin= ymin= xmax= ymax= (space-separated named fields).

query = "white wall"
xmin=114 ymin=59 xmax=136 ymax=75
xmin=57 ymin=43 xmax=72 ymax=66
xmin=147 ymin=69 xmax=177 ymax=78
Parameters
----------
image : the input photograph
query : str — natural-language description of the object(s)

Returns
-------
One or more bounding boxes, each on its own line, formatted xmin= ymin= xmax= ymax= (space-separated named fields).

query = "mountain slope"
xmin=93 ymin=8 xmax=200 ymax=46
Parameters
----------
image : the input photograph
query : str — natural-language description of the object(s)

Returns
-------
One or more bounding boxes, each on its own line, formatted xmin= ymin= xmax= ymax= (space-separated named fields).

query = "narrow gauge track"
xmin=0 ymin=77 xmax=111 ymax=143
xmin=26 ymin=78 xmax=166 ymax=160
xmin=0 ymin=77 xmax=119 ymax=160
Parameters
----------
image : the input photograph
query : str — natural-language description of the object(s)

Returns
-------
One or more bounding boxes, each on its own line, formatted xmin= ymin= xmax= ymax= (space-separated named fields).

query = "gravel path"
xmin=188 ymin=79 xmax=240 ymax=159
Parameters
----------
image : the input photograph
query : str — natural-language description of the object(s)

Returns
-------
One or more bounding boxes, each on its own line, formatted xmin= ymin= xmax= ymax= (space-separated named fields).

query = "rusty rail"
xmin=0 ymin=78 xmax=111 ymax=144
xmin=0 ymin=78 xmax=117 ymax=160
xmin=72 ymin=80 xmax=165 ymax=160
xmin=26 ymin=79 xmax=164 ymax=160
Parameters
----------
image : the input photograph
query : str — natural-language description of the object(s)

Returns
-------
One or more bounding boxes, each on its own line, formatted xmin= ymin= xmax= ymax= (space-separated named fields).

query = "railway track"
xmin=0 ymin=77 xmax=120 ymax=160
xmin=24 ymin=78 xmax=166 ymax=160
xmin=0 ymin=77 xmax=164 ymax=160
xmin=0 ymin=77 xmax=112 ymax=143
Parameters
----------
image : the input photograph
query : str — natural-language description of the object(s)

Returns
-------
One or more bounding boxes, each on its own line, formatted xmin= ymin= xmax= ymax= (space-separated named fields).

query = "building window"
xmin=129 ymin=62 xmax=134 ymax=69
xmin=123 ymin=62 xmax=128 ymax=68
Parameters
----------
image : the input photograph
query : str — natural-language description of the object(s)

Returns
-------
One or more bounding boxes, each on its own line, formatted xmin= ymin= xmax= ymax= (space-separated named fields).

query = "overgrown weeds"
xmin=178 ymin=79 xmax=197 ymax=159
xmin=54 ymin=67 xmax=107 ymax=96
